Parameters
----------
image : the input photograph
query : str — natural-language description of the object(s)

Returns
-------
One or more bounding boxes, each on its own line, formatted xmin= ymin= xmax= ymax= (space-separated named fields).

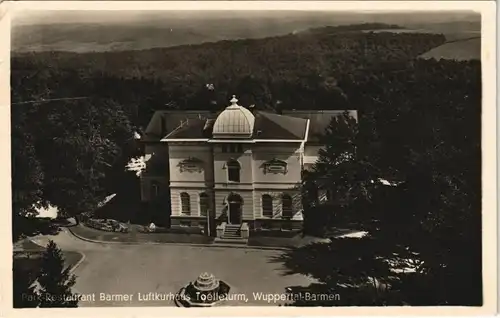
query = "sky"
xmin=12 ymin=9 xmax=480 ymax=26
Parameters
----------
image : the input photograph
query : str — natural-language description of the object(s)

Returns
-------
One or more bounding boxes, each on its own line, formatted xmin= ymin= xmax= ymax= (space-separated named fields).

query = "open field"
xmin=419 ymin=37 xmax=480 ymax=61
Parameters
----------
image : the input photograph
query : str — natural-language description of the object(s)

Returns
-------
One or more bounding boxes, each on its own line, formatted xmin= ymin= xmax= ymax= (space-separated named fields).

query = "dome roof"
xmin=212 ymin=96 xmax=255 ymax=138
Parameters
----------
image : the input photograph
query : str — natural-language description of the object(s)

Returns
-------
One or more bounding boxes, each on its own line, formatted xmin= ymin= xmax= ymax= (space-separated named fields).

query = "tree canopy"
xmin=12 ymin=28 xmax=446 ymax=123
xmin=292 ymin=58 xmax=481 ymax=305
xmin=12 ymin=74 xmax=134 ymax=220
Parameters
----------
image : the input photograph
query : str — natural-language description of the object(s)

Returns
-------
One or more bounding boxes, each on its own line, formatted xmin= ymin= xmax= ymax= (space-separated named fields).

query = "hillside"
xmin=12 ymin=26 xmax=446 ymax=82
xmin=12 ymin=11 xmax=480 ymax=53
xmin=13 ymin=14 xmax=402 ymax=53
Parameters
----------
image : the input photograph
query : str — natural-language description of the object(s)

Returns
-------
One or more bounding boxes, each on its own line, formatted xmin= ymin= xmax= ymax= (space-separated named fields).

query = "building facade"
xmin=140 ymin=96 xmax=357 ymax=239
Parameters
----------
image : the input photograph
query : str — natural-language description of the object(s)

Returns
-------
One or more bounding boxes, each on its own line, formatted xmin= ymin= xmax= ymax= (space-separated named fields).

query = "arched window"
xmin=227 ymin=159 xmax=240 ymax=182
xmin=199 ymin=192 xmax=209 ymax=217
xmin=151 ymin=182 xmax=160 ymax=199
xmin=282 ymin=193 xmax=293 ymax=219
xmin=262 ymin=194 xmax=273 ymax=218
xmin=180 ymin=192 xmax=191 ymax=215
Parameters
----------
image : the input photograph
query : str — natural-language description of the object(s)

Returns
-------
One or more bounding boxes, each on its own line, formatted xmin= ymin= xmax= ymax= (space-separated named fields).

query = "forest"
xmin=11 ymin=25 xmax=482 ymax=305
xmin=12 ymin=26 xmax=446 ymax=124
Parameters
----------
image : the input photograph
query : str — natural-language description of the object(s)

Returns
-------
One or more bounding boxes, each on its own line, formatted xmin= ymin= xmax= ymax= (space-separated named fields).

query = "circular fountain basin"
xmin=175 ymin=272 xmax=231 ymax=307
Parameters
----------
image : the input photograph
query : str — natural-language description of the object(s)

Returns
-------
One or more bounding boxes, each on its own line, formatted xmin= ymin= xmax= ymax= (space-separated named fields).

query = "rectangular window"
xmin=222 ymin=144 xmax=244 ymax=153
xmin=180 ymin=193 xmax=191 ymax=215
xmin=228 ymin=168 xmax=240 ymax=182
xmin=282 ymin=194 xmax=293 ymax=219
xmin=199 ymin=193 xmax=209 ymax=217
xmin=262 ymin=195 xmax=273 ymax=218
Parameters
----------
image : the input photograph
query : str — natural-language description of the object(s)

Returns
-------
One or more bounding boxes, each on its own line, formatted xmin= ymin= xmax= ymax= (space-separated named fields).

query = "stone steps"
xmin=223 ymin=225 xmax=241 ymax=238
xmin=216 ymin=224 xmax=248 ymax=244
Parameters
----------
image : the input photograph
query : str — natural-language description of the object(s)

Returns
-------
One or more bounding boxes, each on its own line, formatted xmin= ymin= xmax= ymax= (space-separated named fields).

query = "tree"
xmin=26 ymin=97 xmax=133 ymax=218
xmin=11 ymin=104 xmax=46 ymax=241
xmin=11 ymin=66 xmax=136 ymax=223
xmin=13 ymin=264 xmax=40 ymax=308
xmin=337 ymin=59 xmax=482 ymax=305
xmin=37 ymin=240 xmax=78 ymax=307
xmin=11 ymin=105 xmax=45 ymax=218
xmin=301 ymin=111 xmax=378 ymax=236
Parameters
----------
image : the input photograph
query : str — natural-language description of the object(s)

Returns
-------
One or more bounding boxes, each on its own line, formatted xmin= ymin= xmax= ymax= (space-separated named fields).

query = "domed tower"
xmin=212 ymin=96 xmax=255 ymax=139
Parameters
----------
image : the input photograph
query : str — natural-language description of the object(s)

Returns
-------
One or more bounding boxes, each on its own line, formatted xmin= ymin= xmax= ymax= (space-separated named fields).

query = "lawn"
xmin=70 ymin=223 xmax=214 ymax=244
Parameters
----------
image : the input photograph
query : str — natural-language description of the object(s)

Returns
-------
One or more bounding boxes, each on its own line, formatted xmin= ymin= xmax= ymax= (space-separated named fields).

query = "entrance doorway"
xmin=227 ymin=193 xmax=243 ymax=224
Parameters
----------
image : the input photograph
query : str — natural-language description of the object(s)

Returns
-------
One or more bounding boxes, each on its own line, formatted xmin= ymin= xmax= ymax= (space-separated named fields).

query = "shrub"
xmin=84 ymin=218 xmax=129 ymax=233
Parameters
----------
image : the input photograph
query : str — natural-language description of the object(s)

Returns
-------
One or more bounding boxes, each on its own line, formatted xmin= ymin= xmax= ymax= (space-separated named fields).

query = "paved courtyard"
xmin=31 ymin=230 xmax=316 ymax=307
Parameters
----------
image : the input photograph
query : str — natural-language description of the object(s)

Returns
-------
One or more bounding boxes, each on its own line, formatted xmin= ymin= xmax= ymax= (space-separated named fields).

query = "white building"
xmin=140 ymin=96 xmax=357 ymax=240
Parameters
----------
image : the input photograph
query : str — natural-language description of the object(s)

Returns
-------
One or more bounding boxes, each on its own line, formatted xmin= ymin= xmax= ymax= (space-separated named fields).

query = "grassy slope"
xmin=419 ymin=37 xmax=480 ymax=61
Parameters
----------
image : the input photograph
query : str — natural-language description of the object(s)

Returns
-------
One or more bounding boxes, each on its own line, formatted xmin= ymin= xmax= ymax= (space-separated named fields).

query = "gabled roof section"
xmin=163 ymin=118 xmax=211 ymax=140
xmin=283 ymin=110 xmax=358 ymax=143
xmin=253 ymin=111 xmax=308 ymax=140
xmin=143 ymin=110 xmax=213 ymax=142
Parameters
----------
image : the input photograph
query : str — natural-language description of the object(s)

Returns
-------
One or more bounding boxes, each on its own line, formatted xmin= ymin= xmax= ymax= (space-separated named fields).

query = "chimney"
xmin=203 ymin=119 xmax=215 ymax=138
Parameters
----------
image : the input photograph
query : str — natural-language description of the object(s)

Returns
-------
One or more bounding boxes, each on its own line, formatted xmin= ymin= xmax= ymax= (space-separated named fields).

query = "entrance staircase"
xmin=214 ymin=224 xmax=248 ymax=245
